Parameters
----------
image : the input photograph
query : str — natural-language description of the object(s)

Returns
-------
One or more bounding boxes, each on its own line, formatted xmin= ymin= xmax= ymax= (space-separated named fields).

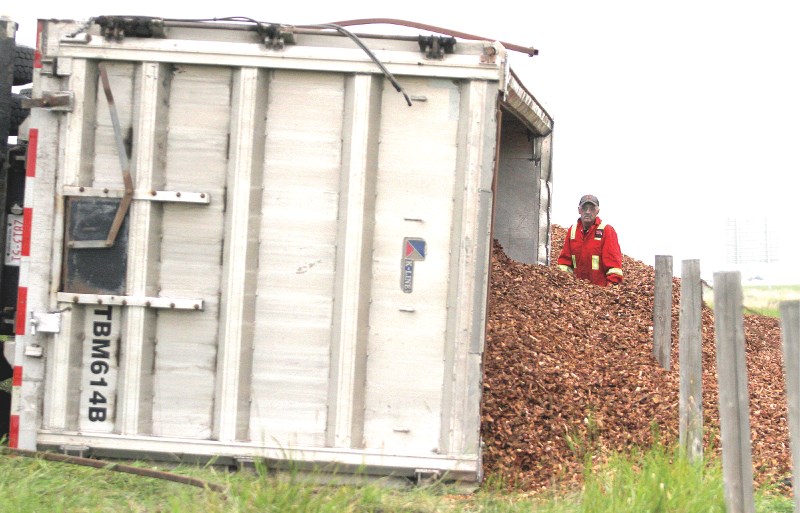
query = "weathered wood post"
xmin=679 ymin=259 xmax=703 ymax=463
xmin=779 ymin=301 xmax=800 ymax=513
xmin=653 ymin=255 xmax=673 ymax=370
xmin=714 ymin=271 xmax=754 ymax=513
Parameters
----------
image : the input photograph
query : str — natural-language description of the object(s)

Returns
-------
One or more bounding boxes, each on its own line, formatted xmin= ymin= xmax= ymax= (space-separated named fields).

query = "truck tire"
xmin=9 ymin=91 xmax=30 ymax=137
xmin=14 ymin=45 xmax=35 ymax=86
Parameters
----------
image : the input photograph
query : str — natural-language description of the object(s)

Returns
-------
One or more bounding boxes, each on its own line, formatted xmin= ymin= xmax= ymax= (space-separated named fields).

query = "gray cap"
xmin=579 ymin=194 xmax=599 ymax=206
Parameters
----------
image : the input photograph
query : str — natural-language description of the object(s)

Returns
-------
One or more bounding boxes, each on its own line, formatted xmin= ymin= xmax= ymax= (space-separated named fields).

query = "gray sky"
xmin=5 ymin=1 xmax=800 ymax=280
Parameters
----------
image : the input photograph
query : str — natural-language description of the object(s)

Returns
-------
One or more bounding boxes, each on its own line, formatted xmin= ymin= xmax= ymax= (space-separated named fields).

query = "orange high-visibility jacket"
xmin=557 ymin=217 xmax=623 ymax=286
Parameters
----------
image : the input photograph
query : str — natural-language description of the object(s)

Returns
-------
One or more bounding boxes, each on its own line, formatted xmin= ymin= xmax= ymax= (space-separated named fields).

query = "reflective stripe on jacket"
xmin=557 ymin=217 xmax=623 ymax=287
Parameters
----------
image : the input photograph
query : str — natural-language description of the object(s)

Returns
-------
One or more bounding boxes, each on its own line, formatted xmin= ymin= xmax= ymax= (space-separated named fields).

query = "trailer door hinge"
xmin=95 ymin=15 xmax=166 ymax=41
xmin=259 ymin=24 xmax=295 ymax=50
xmin=418 ymin=35 xmax=456 ymax=59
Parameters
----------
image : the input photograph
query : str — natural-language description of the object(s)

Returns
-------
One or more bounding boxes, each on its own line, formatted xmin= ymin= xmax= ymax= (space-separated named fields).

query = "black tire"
xmin=9 ymin=92 xmax=30 ymax=137
xmin=14 ymin=45 xmax=35 ymax=86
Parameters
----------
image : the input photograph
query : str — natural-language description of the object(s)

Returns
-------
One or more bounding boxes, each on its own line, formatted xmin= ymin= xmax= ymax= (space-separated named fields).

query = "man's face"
xmin=579 ymin=202 xmax=599 ymax=226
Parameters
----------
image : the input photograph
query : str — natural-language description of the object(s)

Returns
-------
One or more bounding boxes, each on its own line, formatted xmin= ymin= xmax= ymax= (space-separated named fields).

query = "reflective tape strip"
xmin=558 ymin=264 xmax=573 ymax=274
xmin=571 ymin=255 xmax=576 ymax=268
xmin=15 ymin=287 xmax=27 ymax=336
xmin=570 ymin=224 xmax=577 ymax=240
xmin=9 ymin=416 xmax=19 ymax=448
xmin=21 ymin=208 xmax=32 ymax=257
xmin=9 ymin=366 xmax=22 ymax=449
xmin=34 ymin=21 xmax=43 ymax=69
xmin=592 ymin=255 xmax=600 ymax=270
xmin=607 ymin=267 xmax=623 ymax=277
xmin=26 ymin=129 xmax=38 ymax=178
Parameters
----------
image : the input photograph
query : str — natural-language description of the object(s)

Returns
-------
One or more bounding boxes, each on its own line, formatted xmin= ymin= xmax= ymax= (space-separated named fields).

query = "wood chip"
xmin=481 ymin=225 xmax=790 ymax=492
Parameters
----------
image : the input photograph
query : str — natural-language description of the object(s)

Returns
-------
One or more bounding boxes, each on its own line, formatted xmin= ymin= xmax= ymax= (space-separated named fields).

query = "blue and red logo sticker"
xmin=401 ymin=237 xmax=426 ymax=293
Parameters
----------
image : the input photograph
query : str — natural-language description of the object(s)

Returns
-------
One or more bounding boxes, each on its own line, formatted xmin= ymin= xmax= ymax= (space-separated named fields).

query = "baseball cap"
xmin=579 ymin=194 xmax=599 ymax=207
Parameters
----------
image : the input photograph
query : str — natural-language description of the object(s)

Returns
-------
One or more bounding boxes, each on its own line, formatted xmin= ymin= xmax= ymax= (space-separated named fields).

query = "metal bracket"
xmin=60 ymin=445 xmax=91 ymax=458
xmin=417 ymin=36 xmax=456 ymax=59
xmin=63 ymin=186 xmax=211 ymax=204
xmin=414 ymin=468 xmax=442 ymax=485
xmin=57 ymin=293 xmax=204 ymax=311
xmin=21 ymin=92 xmax=75 ymax=111
xmin=24 ymin=344 xmax=43 ymax=358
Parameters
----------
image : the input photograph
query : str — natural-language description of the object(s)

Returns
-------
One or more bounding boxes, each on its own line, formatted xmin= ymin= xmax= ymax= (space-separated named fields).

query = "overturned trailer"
xmin=6 ymin=16 xmax=553 ymax=484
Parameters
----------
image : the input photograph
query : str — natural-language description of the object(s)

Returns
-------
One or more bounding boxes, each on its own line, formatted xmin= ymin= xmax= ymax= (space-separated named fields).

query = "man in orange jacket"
xmin=557 ymin=194 xmax=623 ymax=286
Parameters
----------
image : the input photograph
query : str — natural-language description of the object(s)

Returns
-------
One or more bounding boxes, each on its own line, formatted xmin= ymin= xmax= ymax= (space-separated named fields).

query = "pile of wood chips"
xmin=481 ymin=224 xmax=791 ymax=492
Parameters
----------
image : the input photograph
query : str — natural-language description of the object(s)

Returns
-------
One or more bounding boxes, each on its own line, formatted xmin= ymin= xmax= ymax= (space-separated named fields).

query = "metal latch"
xmin=418 ymin=36 xmax=456 ymax=59
xmin=22 ymin=92 xmax=75 ymax=112
xmin=30 ymin=311 xmax=63 ymax=335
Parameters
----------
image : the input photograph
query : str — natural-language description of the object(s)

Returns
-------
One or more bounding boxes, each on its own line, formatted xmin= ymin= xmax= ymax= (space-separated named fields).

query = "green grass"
xmin=703 ymin=283 xmax=800 ymax=318
xmin=0 ymin=443 xmax=792 ymax=512
xmin=741 ymin=284 xmax=800 ymax=317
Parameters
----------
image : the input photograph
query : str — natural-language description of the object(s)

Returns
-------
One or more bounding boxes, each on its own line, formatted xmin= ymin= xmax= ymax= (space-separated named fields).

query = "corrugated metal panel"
xmin=252 ymin=69 xmax=344 ymax=447
xmin=14 ymin=18 xmax=553 ymax=483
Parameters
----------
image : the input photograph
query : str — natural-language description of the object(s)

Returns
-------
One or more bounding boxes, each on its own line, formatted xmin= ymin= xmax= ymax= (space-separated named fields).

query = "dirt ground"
xmin=481 ymin=224 xmax=791 ymax=492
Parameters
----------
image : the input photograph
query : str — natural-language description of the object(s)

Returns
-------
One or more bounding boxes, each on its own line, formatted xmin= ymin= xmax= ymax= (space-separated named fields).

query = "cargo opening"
xmin=494 ymin=70 xmax=554 ymax=266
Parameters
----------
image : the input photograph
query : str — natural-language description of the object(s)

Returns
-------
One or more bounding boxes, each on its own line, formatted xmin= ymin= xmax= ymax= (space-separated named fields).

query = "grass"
xmin=0 ymin=442 xmax=792 ymax=512
xmin=741 ymin=284 xmax=800 ymax=317
xmin=703 ymin=283 xmax=800 ymax=318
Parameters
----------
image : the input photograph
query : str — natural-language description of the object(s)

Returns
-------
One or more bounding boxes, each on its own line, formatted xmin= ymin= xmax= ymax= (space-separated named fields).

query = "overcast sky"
xmin=4 ymin=1 xmax=800 ymax=281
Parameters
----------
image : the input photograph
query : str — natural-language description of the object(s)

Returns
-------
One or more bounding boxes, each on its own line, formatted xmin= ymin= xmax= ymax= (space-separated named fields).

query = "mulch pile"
xmin=481 ymin=224 xmax=791 ymax=492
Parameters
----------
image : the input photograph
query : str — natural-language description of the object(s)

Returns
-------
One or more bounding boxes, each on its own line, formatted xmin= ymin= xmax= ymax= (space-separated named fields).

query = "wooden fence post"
xmin=653 ymin=255 xmax=673 ymax=370
xmin=679 ymin=259 xmax=703 ymax=463
xmin=779 ymin=301 xmax=800 ymax=513
xmin=713 ymin=271 xmax=755 ymax=513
